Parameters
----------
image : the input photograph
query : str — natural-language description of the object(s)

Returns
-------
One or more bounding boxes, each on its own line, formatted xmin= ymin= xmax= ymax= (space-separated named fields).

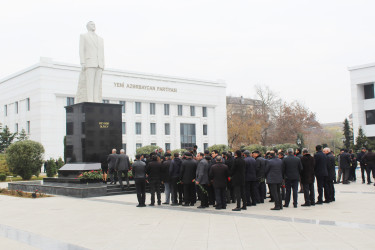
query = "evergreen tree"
xmin=343 ymin=118 xmax=353 ymax=149
xmin=17 ymin=129 xmax=28 ymax=141
xmin=355 ymin=126 xmax=368 ymax=150
xmin=0 ymin=126 xmax=17 ymax=152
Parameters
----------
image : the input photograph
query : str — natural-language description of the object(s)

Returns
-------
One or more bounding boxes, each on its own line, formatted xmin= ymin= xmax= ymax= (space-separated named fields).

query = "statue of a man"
xmin=75 ymin=21 xmax=104 ymax=103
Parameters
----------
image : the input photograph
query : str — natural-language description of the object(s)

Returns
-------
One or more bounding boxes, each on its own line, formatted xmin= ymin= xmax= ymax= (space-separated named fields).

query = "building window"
xmin=165 ymin=143 xmax=171 ymax=151
xmin=27 ymin=121 xmax=30 ymax=134
xmin=164 ymin=104 xmax=170 ymax=115
xmin=15 ymin=123 xmax=18 ymax=133
xmin=364 ymin=84 xmax=375 ymax=99
xmin=203 ymin=125 xmax=208 ymax=135
xmin=4 ymin=105 xmax=7 ymax=116
xmin=135 ymin=122 xmax=142 ymax=135
xmin=150 ymin=103 xmax=156 ymax=115
xmin=122 ymin=144 xmax=126 ymax=154
xmin=204 ymin=143 xmax=208 ymax=150
xmin=150 ymin=123 xmax=156 ymax=135
xmin=178 ymin=105 xmax=183 ymax=116
xmin=119 ymin=101 xmax=126 ymax=113
xmin=67 ymin=97 xmax=75 ymax=106
xmin=102 ymin=99 xmax=109 ymax=103
xmin=151 ymin=143 xmax=157 ymax=146
xmin=135 ymin=102 xmax=141 ymax=114
xmin=165 ymin=123 xmax=170 ymax=135
xmin=180 ymin=123 xmax=196 ymax=150
xmin=26 ymin=98 xmax=30 ymax=111
xmin=136 ymin=143 xmax=142 ymax=149
xmin=15 ymin=102 xmax=18 ymax=114
xmin=122 ymin=122 xmax=126 ymax=134
xmin=202 ymin=107 xmax=207 ymax=117
xmin=190 ymin=106 xmax=195 ymax=116
xmin=366 ymin=110 xmax=375 ymax=125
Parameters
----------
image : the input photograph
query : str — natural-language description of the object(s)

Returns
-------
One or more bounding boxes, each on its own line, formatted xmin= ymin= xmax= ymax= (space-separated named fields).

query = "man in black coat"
xmin=195 ymin=153 xmax=210 ymax=208
xmin=115 ymin=149 xmax=131 ymax=190
xmin=244 ymin=150 xmax=258 ymax=206
xmin=146 ymin=155 xmax=162 ymax=206
xmin=169 ymin=153 xmax=183 ymax=205
xmin=300 ymin=148 xmax=315 ymax=206
xmin=180 ymin=152 xmax=197 ymax=206
xmin=357 ymin=147 xmax=367 ymax=184
xmin=132 ymin=154 xmax=147 ymax=207
xmin=324 ymin=148 xmax=336 ymax=202
xmin=225 ymin=152 xmax=235 ymax=203
xmin=231 ymin=150 xmax=247 ymax=211
xmin=314 ymin=145 xmax=330 ymax=204
xmin=362 ymin=149 xmax=375 ymax=185
xmin=340 ymin=149 xmax=352 ymax=184
xmin=209 ymin=156 xmax=228 ymax=210
xmin=253 ymin=150 xmax=266 ymax=203
xmin=265 ymin=151 xmax=283 ymax=210
xmin=282 ymin=148 xmax=303 ymax=208
xmin=107 ymin=148 xmax=118 ymax=184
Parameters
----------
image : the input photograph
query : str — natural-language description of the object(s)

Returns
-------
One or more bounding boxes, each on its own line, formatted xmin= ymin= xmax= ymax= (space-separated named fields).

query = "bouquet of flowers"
xmin=77 ymin=170 xmax=103 ymax=180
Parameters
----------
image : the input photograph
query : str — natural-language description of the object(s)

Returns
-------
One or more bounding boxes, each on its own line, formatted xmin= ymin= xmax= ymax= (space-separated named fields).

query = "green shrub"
xmin=136 ymin=145 xmax=160 ymax=155
xmin=0 ymin=174 xmax=6 ymax=181
xmin=208 ymin=144 xmax=230 ymax=154
xmin=46 ymin=158 xmax=57 ymax=177
xmin=0 ymin=154 xmax=10 ymax=175
xmin=6 ymin=140 xmax=44 ymax=180
xmin=56 ymin=157 xmax=64 ymax=170
xmin=171 ymin=149 xmax=187 ymax=156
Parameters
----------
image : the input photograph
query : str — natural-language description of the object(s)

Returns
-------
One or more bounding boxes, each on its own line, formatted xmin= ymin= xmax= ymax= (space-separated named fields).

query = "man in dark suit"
xmin=107 ymin=148 xmax=118 ymax=184
xmin=362 ymin=148 xmax=375 ymax=185
xmin=209 ymin=156 xmax=228 ymax=210
xmin=244 ymin=150 xmax=258 ymax=206
xmin=146 ymin=154 xmax=162 ymax=206
xmin=115 ymin=149 xmax=130 ymax=190
xmin=300 ymin=148 xmax=315 ymax=206
xmin=253 ymin=150 xmax=266 ymax=203
xmin=132 ymin=154 xmax=147 ymax=207
xmin=324 ymin=147 xmax=336 ymax=202
xmin=231 ymin=150 xmax=246 ymax=211
xmin=357 ymin=147 xmax=367 ymax=184
xmin=265 ymin=151 xmax=283 ymax=210
xmin=314 ymin=145 xmax=329 ymax=204
xmin=180 ymin=152 xmax=197 ymax=206
xmin=195 ymin=153 xmax=210 ymax=208
xmin=282 ymin=148 xmax=303 ymax=208
xmin=340 ymin=149 xmax=352 ymax=184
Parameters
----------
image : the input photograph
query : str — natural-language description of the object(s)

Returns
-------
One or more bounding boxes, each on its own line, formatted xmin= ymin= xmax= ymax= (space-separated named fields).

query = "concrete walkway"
xmin=1 ymin=172 xmax=375 ymax=250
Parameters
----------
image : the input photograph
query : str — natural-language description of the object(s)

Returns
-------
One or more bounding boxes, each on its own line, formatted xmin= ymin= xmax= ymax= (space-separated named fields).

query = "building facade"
xmin=349 ymin=62 xmax=375 ymax=139
xmin=0 ymin=57 xmax=228 ymax=159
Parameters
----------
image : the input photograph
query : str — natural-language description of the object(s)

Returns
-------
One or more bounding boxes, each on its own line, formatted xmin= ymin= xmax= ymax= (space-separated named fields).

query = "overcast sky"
xmin=1 ymin=0 xmax=374 ymax=123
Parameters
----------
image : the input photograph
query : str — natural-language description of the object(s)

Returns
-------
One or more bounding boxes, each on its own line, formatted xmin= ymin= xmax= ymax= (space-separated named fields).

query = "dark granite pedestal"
xmin=38 ymin=102 xmax=123 ymax=197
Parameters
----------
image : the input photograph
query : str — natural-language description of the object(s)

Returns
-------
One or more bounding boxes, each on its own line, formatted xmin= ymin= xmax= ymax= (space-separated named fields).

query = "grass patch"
xmin=2 ymin=176 xmax=46 ymax=182
xmin=0 ymin=188 xmax=52 ymax=198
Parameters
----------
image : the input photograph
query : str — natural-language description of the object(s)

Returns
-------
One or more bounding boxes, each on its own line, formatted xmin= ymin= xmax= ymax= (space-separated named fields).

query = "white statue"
xmin=75 ymin=21 xmax=104 ymax=103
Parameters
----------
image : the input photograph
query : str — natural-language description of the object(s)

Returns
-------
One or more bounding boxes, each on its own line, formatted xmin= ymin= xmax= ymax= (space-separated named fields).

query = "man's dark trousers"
xmin=258 ymin=181 xmax=266 ymax=203
xmin=117 ymin=169 xmax=129 ymax=188
xmin=135 ymin=178 xmax=146 ymax=205
xmin=198 ymin=184 xmax=209 ymax=207
xmin=245 ymin=181 xmax=259 ymax=205
xmin=269 ymin=183 xmax=282 ymax=209
xmin=284 ymin=179 xmax=299 ymax=206
xmin=183 ymin=183 xmax=196 ymax=205
xmin=233 ymin=185 xmax=246 ymax=209
xmin=316 ymin=176 xmax=329 ymax=202
xmin=302 ymin=183 xmax=315 ymax=205
xmin=342 ymin=168 xmax=350 ymax=184
xmin=366 ymin=166 xmax=372 ymax=184
xmin=149 ymin=179 xmax=161 ymax=205
xmin=214 ymin=187 xmax=226 ymax=209
xmin=327 ymin=179 xmax=335 ymax=201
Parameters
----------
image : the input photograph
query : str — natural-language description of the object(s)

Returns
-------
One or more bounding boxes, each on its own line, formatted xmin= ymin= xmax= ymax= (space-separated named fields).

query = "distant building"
xmin=226 ymin=96 xmax=261 ymax=115
xmin=349 ymin=62 xmax=375 ymax=140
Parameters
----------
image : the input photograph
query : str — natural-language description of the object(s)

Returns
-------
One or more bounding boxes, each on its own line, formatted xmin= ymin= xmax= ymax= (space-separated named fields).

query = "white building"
xmin=349 ymin=62 xmax=375 ymax=139
xmin=0 ymin=57 xmax=228 ymax=159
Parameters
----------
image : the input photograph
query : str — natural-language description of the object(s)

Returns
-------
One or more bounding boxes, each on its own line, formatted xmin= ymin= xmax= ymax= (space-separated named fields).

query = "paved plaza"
xmin=1 ymin=172 xmax=375 ymax=250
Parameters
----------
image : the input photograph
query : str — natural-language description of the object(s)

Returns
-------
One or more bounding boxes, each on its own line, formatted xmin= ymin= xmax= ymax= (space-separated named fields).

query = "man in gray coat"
xmin=195 ymin=153 xmax=210 ymax=208
xmin=116 ymin=149 xmax=130 ymax=190
xmin=107 ymin=148 xmax=118 ymax=184
xmin=265 ymin=151 xmax=283 ymax=210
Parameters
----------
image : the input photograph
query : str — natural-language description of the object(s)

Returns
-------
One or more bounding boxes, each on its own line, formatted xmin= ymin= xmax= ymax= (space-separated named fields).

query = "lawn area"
xmin=2 ymin=175 xmax=46 ymax=182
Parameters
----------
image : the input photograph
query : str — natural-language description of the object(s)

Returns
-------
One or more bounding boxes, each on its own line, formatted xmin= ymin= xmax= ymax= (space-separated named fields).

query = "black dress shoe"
xmin=148 ymin=203 xmax=155 ymax=206
xmin=311 ymin=203 xmax=315 ymax=206
xmin=162 ymin=202 xmax=169 ymax=205
xmin=197 ymin=206 xmax=206 ymax=209
xmin=293 ymin=204 xmax=297 ymax=208
xmin=232 ymin=208 xmax=241 ymax=211
xmin=215 ymin=207 xmax=222 ymax=210
xmin=270 ymin=207 xmax=280 ymax=210
xmin=316 ymin=201 xmax=323 ymax=205
xmin=182 ymin=204 xmax=190 ymax=207
xmin=241 ymin=206 xmax=247 ymax=210
xmin=157 ymin=201 xmax=161 ymax=205
xmin=171 ymin=203 xmax=179 ymax=206
xmin=323 ymin=200 xmax=330 ymax=203
xmin=283 ymin=204 xmax=289 ymax=208
xmin=301 ymin=203 xmax=310 ymax=207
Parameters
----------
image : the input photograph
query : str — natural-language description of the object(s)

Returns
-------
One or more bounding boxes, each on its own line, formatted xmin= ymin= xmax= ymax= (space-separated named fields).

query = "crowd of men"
xmin=105 ymin=145 xmax=375 ymax=211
